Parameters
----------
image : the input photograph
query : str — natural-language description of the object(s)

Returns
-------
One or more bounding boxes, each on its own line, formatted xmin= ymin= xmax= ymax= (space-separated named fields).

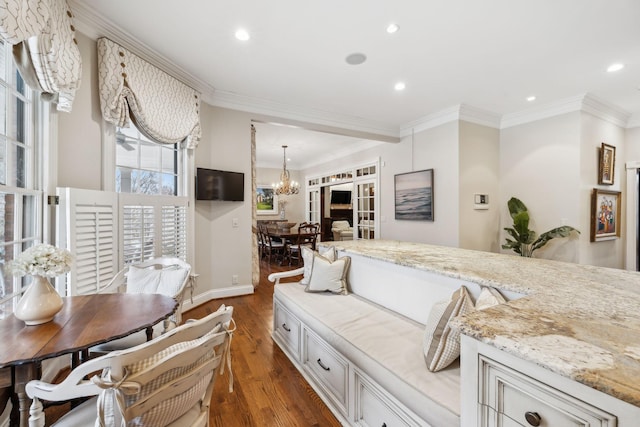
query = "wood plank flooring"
xmin=185 ymin=260 xmax=342 ymax=427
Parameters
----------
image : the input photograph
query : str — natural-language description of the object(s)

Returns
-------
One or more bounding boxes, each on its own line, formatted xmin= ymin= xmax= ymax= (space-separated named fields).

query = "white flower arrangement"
xmin=8 ymin=243 xmax=73 ymax=278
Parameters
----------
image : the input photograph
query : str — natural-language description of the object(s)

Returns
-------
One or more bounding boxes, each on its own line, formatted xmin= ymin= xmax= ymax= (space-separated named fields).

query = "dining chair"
xmin=26 ymin=305 xmax=235 ymax=427
xmin=91 ymin=257 xmax=192 ymax=353
xmin=263 ymin=230 xmax=286 ymax=265
xmin=286 ymin=223 xmax=319 ymax=266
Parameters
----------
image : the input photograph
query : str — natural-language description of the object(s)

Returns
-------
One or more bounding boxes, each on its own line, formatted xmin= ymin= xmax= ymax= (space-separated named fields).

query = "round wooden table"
xmin=0 ymin=293 xmax=178 ymax=427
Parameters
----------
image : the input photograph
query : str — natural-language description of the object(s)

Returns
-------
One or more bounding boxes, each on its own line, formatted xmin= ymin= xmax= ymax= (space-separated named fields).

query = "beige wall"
xmin=458 ymin=121 xmax=500 ymax=252
xmin=255 ymin=167 xmax=305 ymax=225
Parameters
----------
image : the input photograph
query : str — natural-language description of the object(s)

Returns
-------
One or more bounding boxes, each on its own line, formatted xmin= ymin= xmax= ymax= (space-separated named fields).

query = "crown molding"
xmin=501 ymin=93 xmax=631 ymax=129
xmin=399 ymin=104 xmax=501 ymax=137
xmin=68 ymin=0 xmax=217 ymax=103
xmin=628 ymin=116 xmax=640 ymax=129
xmin=212 ymin=90 xmax=400 ymax=139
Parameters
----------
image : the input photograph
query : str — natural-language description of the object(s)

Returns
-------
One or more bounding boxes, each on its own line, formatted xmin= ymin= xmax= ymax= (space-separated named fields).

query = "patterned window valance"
xmin=97 ymin=38 xmax=201 ymax=149
xmin=0 ymin=0 xmax=82 ymax=112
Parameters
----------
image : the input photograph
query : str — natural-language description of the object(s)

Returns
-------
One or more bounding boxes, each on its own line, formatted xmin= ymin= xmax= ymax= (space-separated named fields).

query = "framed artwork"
xmin=256 ymin=185 xmax=278 ymax=215
xmin=394 ymin=169 xmax=434 ymax=221
xmin=598 ymin=143 xmax=616 ymax=185
xmin=590 ymin=188 xmax=621 ymax=242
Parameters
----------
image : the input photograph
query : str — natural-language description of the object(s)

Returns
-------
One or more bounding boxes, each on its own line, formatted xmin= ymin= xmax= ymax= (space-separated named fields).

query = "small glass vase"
xmin=14 ymin=275 xmax=63 ymax=325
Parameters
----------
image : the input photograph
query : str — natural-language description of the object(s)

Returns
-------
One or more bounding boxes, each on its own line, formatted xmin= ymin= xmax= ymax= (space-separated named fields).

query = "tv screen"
xmin=196 ymin=168 xmax=244 ymax=201
xmin=331 ymin=190 xmax=351 ymax=204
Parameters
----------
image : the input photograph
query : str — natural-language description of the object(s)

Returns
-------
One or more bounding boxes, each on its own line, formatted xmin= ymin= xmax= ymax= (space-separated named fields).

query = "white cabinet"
xmin=479 ymin=356 xmax=616 ymax=427
xmin=302 ymin=327 xmax=349 ymax=416
xmin=273 ymin=300 xmax=301 ymax=361
xmin=354 ymin=369 xmax=424 ymax=427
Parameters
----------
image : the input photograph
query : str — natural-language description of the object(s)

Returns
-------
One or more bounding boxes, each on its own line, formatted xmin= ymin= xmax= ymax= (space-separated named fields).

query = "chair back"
xmin=26 ymin=306 xmax=234 ymax=427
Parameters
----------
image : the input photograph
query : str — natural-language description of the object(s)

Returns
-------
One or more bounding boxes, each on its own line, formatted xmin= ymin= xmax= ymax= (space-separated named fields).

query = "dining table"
xmin=0 ymin=292 xmax=178 ymax=427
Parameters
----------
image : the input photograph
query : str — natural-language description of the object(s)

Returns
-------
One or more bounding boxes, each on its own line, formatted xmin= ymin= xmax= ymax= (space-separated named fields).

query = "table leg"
xmin=11 ymin=363 xmax=39 ymax=427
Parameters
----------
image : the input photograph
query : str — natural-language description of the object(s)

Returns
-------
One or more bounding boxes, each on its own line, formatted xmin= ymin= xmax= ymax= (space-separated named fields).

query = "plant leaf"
xmin=507 ymin=197 xmax=528 ymax=219
xmin=512 ymin=211 xmax=530 ymax=242
xmin=532 ymin=226 xmax=580 ymax=251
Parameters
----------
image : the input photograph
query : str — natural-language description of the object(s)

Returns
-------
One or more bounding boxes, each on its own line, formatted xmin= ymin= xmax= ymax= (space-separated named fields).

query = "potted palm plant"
xmin=502 ymin=197 xmax=580 ymax=257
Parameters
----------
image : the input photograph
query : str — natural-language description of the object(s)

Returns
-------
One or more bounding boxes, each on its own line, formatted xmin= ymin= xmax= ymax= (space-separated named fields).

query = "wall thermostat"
xmin=474 ymin=194 xmax=489 ymax=210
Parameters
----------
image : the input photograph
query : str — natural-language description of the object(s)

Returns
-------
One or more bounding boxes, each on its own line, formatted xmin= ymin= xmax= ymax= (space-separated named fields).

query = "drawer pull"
xmin=316 ymin=358 xmax=331 ymax=371
xmin=524 ymin=411 xmax=541 ymax=426
xmin=281 ymin=323 xmax=291 ymax=332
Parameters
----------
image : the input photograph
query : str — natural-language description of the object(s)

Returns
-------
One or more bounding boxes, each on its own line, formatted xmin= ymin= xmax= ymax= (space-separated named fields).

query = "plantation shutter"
xmin=56 ymin=188 xmax=118 ymax=296
xmin=119 ymin=194 xmax=188 ymax=266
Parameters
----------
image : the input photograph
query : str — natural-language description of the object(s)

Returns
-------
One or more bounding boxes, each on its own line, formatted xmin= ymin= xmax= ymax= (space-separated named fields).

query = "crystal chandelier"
xmin=272 ymin=145 xmax=299 ymax=195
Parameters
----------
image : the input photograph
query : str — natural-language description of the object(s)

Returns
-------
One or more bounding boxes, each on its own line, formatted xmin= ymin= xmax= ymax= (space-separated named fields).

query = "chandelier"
xmin=272 ymin=145 xmax=299 ymax=195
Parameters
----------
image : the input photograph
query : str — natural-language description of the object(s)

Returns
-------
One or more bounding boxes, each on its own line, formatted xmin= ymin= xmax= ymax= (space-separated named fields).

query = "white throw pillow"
xmin=305 ymin=254 xmax=350 ymax=295
xmin=126 ymin=267 xmax=162 ymax=294
xmin=475 ymin=286 xmax=506 ymax=311
xmin=157 ymin=268 xmax=190 ymax=297
xmin=423 ymin=286 xmax=473 ymax=372
xmin=300 ymin=246 xmax=336 ymax=285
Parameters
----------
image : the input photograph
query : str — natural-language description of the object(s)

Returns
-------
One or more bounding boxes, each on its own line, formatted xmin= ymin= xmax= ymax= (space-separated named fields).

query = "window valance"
xmin=0 ymin=0 xmax=82 ymax=112
xmin=97 ymin=38 xmax=201 ymax=149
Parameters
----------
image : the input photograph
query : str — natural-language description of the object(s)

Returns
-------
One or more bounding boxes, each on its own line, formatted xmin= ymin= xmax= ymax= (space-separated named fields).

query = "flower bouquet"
xmin=8 ymin=243 xmax=73 ymax=325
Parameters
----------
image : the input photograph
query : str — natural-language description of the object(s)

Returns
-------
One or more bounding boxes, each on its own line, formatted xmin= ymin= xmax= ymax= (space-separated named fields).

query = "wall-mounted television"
xmin=196 ymin=168 xmax=244 ymax=201
xmin=331 ymin=190 xmax=351 ymax=204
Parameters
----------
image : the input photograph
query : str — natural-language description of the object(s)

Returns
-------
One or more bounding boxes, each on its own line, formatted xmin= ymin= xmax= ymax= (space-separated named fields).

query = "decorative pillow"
xmin=157 ymin=268 xmax=190 ymax=297
xmin=475 ymin=286 xmax=506 ymax=311
xmin=305 ymin=254 xmax=350 ymax=295
xmin=423 ymin=286 xmax=474 ymax=372
xmin=300 ymin=246 xmax=336 ymax=285
xmin=126 ymin=267 xmax=162 ymax=294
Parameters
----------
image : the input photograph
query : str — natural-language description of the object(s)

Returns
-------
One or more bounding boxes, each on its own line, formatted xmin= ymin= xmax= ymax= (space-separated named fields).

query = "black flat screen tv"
xmin=196 ymin=168 xmax=244 ymax=201
xmin=331 ymin=190 xmax=351 ymax=204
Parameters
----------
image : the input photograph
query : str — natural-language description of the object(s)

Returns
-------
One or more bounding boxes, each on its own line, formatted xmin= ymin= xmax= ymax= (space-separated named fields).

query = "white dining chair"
xmin=26 ymin=305 xmax=235 ymax=427
xmin=91 ymin=257 xmax=192 ymax=353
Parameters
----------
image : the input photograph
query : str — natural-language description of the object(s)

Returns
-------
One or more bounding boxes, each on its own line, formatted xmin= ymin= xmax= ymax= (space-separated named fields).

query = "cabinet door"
xmin=273 ymin=301 xmax=301 ymax=361
xmin=479 ymin=356 xmax=617 ymax=427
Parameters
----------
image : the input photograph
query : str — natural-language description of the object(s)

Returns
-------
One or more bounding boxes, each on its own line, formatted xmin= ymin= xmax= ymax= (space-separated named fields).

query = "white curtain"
xmin=0 ymin=0 xmax=82 ymax=112
xmin=97 ymin=38 xmax=201 ymax=149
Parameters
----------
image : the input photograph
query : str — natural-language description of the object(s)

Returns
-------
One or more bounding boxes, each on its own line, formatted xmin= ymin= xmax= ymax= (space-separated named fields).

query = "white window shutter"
xmin=162 ymin=205 xmax=187 ymax=260
xmin=57 ymin=188 xmax=118 ymax=296
xmin=121 ymin=204 xmax=155 ymax=265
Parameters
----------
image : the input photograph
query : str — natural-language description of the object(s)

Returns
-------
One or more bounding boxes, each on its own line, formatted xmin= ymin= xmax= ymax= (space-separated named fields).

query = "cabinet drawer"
xmin=273 ymin=301 xmax=301 ymax=360
xmin=354 ymin=371 xmax=422 ymax=427
xmin=479 ymin=356 xmax=616 ymax=427
xmin=302 ymin=327 xmax=349 ymax=414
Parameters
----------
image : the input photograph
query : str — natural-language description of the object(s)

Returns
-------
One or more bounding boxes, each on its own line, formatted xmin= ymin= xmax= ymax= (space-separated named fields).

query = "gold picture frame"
xmin=598 ymin=143 xmax=616 ymax=185
xmin=590 ymin=188 xmax=621 ymax=242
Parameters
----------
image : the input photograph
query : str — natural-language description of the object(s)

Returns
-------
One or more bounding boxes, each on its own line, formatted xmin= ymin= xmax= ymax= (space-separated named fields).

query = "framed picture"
xmin=598 ymin=143 xmax=616 ymax=185
xmin=590 ymin=188 xmax=621 ymax=242
xmin=256 ymin=185 xmax=278 ymax=215
xmin=394 ymin=169 xmax=434 ymax=221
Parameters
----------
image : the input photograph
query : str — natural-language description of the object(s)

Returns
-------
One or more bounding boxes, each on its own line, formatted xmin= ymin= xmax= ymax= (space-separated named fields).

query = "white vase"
xmin=14 ymin=275 xmax=64 ymax=325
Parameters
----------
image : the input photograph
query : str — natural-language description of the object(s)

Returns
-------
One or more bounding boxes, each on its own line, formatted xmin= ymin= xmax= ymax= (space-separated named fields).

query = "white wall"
xmin=459 ymin=121 xmax=500 ymax=252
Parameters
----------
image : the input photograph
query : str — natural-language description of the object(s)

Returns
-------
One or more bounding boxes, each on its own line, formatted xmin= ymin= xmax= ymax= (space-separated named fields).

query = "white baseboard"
xmin=181 ymin=284 xmax=254 ymax=312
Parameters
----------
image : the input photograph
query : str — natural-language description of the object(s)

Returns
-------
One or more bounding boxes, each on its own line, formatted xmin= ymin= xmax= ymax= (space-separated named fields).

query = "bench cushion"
xmin=274 ymin=282 xmax=460 ymax=426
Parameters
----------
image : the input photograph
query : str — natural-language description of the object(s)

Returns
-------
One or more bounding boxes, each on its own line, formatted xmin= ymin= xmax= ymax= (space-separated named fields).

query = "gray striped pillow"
xmin=423 ymin=286 xmax=474 ymax=372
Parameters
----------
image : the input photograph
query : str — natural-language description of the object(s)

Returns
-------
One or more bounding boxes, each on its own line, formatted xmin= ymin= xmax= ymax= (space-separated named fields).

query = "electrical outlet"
xmin=232 ymin=275 xmax=239 ymax=285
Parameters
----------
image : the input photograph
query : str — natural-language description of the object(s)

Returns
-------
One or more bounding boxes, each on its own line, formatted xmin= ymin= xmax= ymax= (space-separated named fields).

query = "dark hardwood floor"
xmin=185 ymin=260 xmax=342 ymax=427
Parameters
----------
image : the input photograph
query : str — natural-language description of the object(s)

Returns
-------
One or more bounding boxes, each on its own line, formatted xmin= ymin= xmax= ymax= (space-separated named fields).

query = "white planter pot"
xmin=14 ymin=276 xmax=63 ymax=325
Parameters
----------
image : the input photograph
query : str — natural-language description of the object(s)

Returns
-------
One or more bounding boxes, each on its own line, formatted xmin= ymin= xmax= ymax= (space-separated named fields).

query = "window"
xmin=115 ymin=124 xmax=188 ymax=265
xmin=0 ymin=41 xmax=42 ymax=317
xmin=116 ymin=124 xmax=181 ymax=196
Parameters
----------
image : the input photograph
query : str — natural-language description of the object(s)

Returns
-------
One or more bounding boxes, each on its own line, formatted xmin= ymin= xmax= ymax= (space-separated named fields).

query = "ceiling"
xmin=73 ymin=0 xmax=640 ymax=167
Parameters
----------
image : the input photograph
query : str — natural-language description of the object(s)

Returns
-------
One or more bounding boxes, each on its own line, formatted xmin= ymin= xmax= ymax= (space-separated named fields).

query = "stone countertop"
xmin=325 ymin=239 xmax=640 ymax=407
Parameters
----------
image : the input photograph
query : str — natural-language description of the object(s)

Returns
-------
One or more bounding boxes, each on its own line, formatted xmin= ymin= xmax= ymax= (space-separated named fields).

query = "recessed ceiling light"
xmin=235 ymin=28 xmax=250 ymax=41
xmin=526 ymin=96 xmax=536 ymax=102
xmin=346 ymin=53 xmax=367 ymax=65
xmin=386 ymin=23 xmax=400 ymax=34
xmin=394 ymin=82 xmax=406 ymax=91
xmin=607 ymin=63 xmax=624 ymax=72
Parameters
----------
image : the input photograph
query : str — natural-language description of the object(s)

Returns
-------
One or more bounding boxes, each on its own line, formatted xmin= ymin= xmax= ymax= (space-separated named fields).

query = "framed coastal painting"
xmin=256 ymin=185 xmax=278 ymax=215
xmin=598 ymin=143 xmax=616 ymax=185
xmin=590 ymin=188 xmax=621 ymax=242
xmin=394 ymin=169 xmax=434 ymax=221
